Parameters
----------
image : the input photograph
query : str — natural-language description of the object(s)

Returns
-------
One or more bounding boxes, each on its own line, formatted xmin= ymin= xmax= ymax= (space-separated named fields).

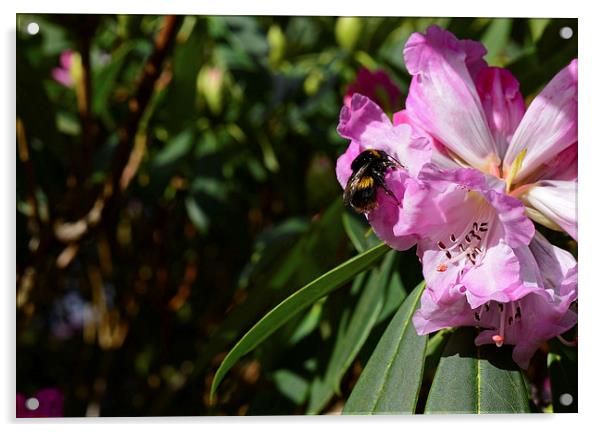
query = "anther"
xmin=515 ymin=306 xmax=521 ymax=319
xmin=473 ymin=222 xmax=478 ymax=230
xmin=485 ymin=303 xmax=490 ymax=312
xmin=474 ymin=312 xmax=480 ymax=321
xmin=450 ymin=234 xmax=456 ymax=242
xmin=508 ymin=316 xmax=513 ymax=326
xmin=437 ymin=241 xmax=446 ymax=250
xmin=445 ymin=251 xmax=452 ymax=259
xmin=498 ymin=303 xmax=504 ymax=312
xmin=465 ymin=234 xmax=471 ymax=243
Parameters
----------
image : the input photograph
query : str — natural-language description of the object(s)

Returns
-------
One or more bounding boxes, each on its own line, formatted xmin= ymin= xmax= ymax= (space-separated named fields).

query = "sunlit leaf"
xmin=424 ymin=327 xmax=531 ymax=414
xmin=210 ymin=242 xmax=390 ymax=401
xmin=343 ymin=281 xmax=427 ymax=414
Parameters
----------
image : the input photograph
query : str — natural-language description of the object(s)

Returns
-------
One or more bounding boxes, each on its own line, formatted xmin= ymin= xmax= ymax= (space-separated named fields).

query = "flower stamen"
xmin=434 ymin=220 xmax=491 ymax=272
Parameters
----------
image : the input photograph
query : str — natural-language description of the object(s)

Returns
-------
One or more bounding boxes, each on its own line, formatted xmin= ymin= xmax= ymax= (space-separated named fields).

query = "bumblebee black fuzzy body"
xmin=343 ymin=149 xmax=403 ymax=213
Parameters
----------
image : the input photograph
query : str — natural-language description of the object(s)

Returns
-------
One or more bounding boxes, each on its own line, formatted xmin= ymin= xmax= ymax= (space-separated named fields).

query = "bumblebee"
xmin=343 ymin=149 xmax=403 ymax=213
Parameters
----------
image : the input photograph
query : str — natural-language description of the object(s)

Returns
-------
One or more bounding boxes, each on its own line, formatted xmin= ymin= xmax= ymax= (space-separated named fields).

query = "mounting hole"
xmin=25 ymin=397 xmax=40 ymax=411
xmin=559 ymin=393 xmax=573 ymax=406
xmin=559 ymin=26 xmax=573 ymax=40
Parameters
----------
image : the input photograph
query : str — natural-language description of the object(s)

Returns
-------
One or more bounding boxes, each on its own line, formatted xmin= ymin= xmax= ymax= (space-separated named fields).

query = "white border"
xmin=3 ymin=1 xmax=601 ymax=431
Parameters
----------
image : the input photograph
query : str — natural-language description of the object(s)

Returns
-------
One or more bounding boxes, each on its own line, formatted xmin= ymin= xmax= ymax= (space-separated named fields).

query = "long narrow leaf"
xmin=343 ymin=281 xmax=427 ymax=414
xmin=210 ymin=242 xmax=390 ymax=401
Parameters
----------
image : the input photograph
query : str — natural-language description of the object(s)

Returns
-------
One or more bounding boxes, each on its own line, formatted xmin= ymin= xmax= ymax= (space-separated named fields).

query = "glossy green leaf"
xmin=424 ymin=327 xmax=531 ymax=414
xmin=324 ymin=251 xmax=397 ymax=396
xmin=210 ymin=241 xmax=390 ymax=401
xmin=343 ymin=281 xmax=427 ymax=415
xmin=306 ymin=251 xmax=400 ymax=414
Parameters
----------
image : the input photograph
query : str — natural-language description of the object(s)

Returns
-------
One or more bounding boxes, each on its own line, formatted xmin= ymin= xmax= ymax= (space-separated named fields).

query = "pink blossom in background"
xmin=335 ymin=25 xmax=577 ymax=368
xmin=51 ymin=50 xmax=74 ymax=87
xmin=16 ymin=388 xmax=64 ymax=418
xmin=344 ymin=67 xmax=402 ymax=113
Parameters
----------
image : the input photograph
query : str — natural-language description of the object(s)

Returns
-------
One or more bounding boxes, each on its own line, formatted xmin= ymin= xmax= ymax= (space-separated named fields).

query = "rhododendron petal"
xmin=337 ymin=94 xmax=431 ymax=177
xmin=475 ymin=67 xmax=525 ymax=157
xmin=335 ymin=140 xmax=361 ymax=188
xmin=523 ymin=180 xmax=577 ymax=241
xmin=404 ymin=25 xmax=498 ymax=170
xmin=393 ymin=109 xmax=460 ymax=169
xmin=504 ymin=59 xmax=578 ymax=182
xmin=366 ymin=170 xmax=425 ymax=250
xmin=412 ymin=284 xmax=475 ymax=335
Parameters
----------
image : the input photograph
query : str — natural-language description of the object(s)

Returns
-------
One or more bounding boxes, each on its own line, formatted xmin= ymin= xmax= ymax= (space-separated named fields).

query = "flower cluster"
xmin=336 ymin=26 xmax=577 ymax=369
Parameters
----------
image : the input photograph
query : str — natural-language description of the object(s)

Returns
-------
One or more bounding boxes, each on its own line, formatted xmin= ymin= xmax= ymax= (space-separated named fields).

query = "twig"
xmin=53 ymin=15 xmax=183 ymax=247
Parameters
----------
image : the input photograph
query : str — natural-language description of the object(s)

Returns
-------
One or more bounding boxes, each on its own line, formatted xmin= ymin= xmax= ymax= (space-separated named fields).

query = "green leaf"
xmin=343 ymin=281 xmax=427 ymax=414
xmin=154 ymin=128 xmax=195 ymax=167
xmin=271 ymin=369 xmax=309 ymax=405
xmin=481 ymin=18 xmax=513 ymax=66
xmin=424 ymin=327 xmax=531 ymax=413
xmin=324 ymin=250 xmax=397 ymax=397
xmin=184 ymin=196 xmax=209 ymax=234
xmin=342 ymin=211 xmax=380 ymax=253
xmin=92 ymin=41 xmax=134 ymax=118
xmin=210 ymin=241 xmax=390 ymax=401
xmin=306 ymin=251 xmax=400 ymax=415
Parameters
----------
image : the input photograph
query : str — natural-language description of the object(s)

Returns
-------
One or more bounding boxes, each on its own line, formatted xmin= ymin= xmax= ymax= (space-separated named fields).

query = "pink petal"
xmin=51 ymin=68 xmax=73 ymax=87
xmin=366 ymin=170 xmax=425 ymax=251
xmin=484 ymin=188 xmax=535 ymax=247
xmin=337 ymin=94 xmax=431 ymax=177
xmin=523 ymin=180 xmax=577 ymax=241
xmin=504 ymin=59 xmax=578 ymax=183
xmin=530 ymin=231 xmax=577 ymax=298
xmin=335 ymin=140 xmax=361 ymax=188
xmin=412 ymin=284 xmax=475 ymax=335
xmin=529 ymin=142 xmax=577 ymax=182
xmin=403 ymin=25 xmax=498 ymax=170
xmin=417 ymin=164 xmax=534 ymax=248
xmin=393 ymin=109 xmax=460 ymax=169
xmin=475 ymin=67 xmax=525 ymax=157
xmin=462 ymin=237 xmax=523 ymax=308
xmin=59 ymin=50 xmax=74 ymax=69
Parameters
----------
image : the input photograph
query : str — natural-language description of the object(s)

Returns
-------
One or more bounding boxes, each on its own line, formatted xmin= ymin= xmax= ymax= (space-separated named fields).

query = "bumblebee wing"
xmin=343 ymin=164 xmax=369 ymax=205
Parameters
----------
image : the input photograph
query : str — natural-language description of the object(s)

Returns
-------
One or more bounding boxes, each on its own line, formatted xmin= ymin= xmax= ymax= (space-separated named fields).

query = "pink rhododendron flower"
xmin=335 ymin=25 xmax=577 ymax=368
xmin=51 ymin=50 xmax=75 ymax=87
xmin=16 ymin=388 xmax=64 ymax=418
xmin=403 ymin=26 xmax=577 ymax=367
xmin=344 ymin=68 xmax=402 ymax=113
xmin=399 ymin=25 xmax=577 ymax=240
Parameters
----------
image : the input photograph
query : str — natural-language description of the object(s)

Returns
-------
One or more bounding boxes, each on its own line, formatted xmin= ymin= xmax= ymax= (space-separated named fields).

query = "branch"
xmin=53 ymin=15 xmax=183 ymax=250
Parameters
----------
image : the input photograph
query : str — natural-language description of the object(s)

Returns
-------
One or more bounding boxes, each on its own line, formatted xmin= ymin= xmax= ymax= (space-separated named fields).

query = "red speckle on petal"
xmin=436 ymin=263 xmax=448 ymax=272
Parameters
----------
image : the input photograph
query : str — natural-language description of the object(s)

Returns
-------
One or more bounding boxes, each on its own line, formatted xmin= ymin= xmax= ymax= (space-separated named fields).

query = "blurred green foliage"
xmin=16 ymin=15 xmax=576 ymax=416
